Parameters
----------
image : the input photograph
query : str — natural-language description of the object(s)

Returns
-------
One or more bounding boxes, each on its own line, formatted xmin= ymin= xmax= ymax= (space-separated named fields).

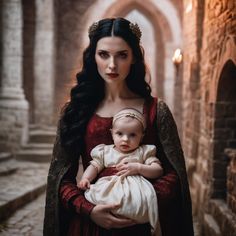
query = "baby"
xmin=78 ymin=108 xmax=163 ymax=233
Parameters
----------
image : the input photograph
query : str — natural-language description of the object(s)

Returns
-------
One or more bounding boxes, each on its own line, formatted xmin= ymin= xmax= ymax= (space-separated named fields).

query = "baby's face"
xmin=111 ymin=117 xmax=144 ymax=153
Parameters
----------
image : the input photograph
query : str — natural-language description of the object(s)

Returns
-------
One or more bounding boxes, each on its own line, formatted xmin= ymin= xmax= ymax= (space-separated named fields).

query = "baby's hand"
xmin=116 ymin=161 xmax=140 ymax=178
xmin=78 ymin=178 xmax=90 ymax=190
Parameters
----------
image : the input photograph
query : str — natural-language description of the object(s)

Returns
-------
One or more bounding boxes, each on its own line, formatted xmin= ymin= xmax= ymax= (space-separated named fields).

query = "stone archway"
xmin=210 ymin=37 xmax=236 ymax=199
xmin=202 ymin=36 xmax=236 ymax=236
xmin=212 ymin=60 xmax=236 ymax=199
xmin=203 ymin=59 xmax=236 ymax=236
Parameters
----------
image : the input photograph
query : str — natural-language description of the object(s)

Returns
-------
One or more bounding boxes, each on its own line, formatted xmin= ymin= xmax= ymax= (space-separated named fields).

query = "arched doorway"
xmin=204 ymin=59 xmax=236 ymax=236
xmin=212 ymin=60 xmax=236 ymax=199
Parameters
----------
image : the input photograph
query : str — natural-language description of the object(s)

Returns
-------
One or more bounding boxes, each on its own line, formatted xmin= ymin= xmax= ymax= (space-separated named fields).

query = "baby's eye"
xmin=129 ymin=133 xmax=136 ymax=137
xmin=116 ymin=131 xmax=122 ymax=136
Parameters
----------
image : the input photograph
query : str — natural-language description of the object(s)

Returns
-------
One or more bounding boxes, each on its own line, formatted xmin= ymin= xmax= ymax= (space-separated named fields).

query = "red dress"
xmin=60 ymin=98 xmax=181 ymax=236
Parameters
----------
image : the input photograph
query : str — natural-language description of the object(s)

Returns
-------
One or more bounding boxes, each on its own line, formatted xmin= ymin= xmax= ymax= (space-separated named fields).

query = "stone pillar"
xmin=33 ymin=0 xmax=55 ymax=126
xmin=0 ymin=0 xmax=29 ymax=152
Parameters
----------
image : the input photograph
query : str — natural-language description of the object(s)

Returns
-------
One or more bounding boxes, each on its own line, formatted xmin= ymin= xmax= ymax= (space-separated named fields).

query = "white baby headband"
xmin=112 ymin=108 xmax=146 ymax=130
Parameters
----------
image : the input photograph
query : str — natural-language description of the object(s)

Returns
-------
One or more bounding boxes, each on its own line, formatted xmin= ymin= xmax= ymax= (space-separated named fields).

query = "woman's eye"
xmin=116 ymin=132 xmax=122 ymax=136
xmin=118 ymin=53 xmax=128 ymax=59
xmin=98 ymin=52 xmax=109 ymax=59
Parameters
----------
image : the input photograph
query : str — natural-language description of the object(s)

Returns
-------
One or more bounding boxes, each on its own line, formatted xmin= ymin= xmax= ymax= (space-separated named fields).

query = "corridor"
xmin=0 ymin=0 xmax=236 ymax=235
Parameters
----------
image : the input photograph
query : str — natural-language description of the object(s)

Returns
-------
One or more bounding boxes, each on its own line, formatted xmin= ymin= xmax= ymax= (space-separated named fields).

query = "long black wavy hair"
xmin=60 ymin=18 xmax=152 ymax=159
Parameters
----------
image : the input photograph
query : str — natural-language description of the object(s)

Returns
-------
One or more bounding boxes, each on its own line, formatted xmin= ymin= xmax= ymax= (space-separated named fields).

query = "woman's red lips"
xmin=106 ymin=73 xmax=119 ymax=78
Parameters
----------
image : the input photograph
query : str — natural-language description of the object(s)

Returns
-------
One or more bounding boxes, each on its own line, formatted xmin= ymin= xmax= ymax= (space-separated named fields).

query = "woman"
xmin=43 ymin=17 xmax=194 ymax=236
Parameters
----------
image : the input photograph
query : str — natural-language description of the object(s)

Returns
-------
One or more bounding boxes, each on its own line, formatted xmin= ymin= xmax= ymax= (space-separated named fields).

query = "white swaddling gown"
xmin=84 ymin=144 xmax=160 ymax=232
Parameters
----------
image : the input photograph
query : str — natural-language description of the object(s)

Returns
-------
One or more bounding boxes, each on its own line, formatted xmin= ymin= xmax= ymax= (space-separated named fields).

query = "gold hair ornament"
xmin=129 ymin=22 xmax=142 ymax=42
xmin=88 ymin=21 xmax=99 ymax=36
xmin=113 ymin=108 xmax=146 ymax=130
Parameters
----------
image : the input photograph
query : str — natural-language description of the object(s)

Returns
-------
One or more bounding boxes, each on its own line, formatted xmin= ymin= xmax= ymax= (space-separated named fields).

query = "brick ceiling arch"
xmin=102 ymin=0 xmax=173 ymax=43
xmin=210 ymin=36 xmax=236 ymax=103
xmin=216 ymin=59 xmax=236 ymax=101
xmin=82 ymin=0 xmax=182 ymax=47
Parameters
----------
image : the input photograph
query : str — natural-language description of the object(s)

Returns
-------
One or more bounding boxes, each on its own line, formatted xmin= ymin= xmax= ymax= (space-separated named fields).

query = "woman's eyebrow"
xmin=97 ymin=49 xmax=108 ymax=52
xmin=97 ymin=49 xmax=129 ymax=53
xmin=117 ymin=50 xmax=128 ymax=53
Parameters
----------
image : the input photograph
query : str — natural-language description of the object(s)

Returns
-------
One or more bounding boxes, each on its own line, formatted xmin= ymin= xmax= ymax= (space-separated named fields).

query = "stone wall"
xmin=33 ymin=0 xmax=55 ymax=126
xmin=0 ymin=102 xmax=29 ymax=152
xmin=0 ymin=0 xmax=29 ymax=152
xmin=183 ymin=0 xmax=236 ymax=235
xmin=54 ymin=0 xmax=96 ymax=121
xmin=183 ymin=0 xmax=204 ymax=200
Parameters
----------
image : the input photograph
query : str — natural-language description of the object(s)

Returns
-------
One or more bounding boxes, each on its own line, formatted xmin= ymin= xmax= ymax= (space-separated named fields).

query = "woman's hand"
xmin=90 ymin=204 xmax=136 ymax=229
xmin=116 ymin=161 xmax=141 ymax=178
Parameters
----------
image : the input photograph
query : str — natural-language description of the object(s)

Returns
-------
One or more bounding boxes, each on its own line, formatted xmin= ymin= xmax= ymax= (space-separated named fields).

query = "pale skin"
xmin=83 ymin=36 xmax=163 ymax=229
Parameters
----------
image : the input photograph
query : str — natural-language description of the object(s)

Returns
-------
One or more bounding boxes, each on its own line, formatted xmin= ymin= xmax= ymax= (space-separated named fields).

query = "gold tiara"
xmin=129 ymin=22 xmax=142 ymax=42
xmin=88 ymin=21 xmax=142 ymax=42
xmin=88 ymin=21 xmax=99 ymax=36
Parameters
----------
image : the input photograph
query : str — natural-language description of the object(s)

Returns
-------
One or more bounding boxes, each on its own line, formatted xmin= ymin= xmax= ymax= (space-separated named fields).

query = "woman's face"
xmin=95 ymin=36 xmax=134 ymax=84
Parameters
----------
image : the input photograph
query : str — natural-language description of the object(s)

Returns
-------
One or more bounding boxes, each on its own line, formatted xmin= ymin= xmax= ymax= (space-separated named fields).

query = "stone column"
xmin=0 ymin=0 xmax=29 ymax=152
xmin=33 ymin=0 xmax=55 ymax=126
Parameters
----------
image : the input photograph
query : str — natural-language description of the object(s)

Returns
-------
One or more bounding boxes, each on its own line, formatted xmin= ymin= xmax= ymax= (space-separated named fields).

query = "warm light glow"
xmin=172 ymin=48 xmax=183 ymax=65
xmin=185 ymin=1 xmax=193 ymax=13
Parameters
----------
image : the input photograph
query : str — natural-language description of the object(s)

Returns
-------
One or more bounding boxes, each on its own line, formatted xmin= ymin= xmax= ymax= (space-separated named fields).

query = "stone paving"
xmin=0 ymin=193 xmax=45 ymax=236
xmin=0 ymin=160 xmax=49 ymax=222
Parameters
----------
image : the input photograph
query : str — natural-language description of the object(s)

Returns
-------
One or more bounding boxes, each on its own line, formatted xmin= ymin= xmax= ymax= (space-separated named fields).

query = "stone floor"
xmin=0 ymin=158 xmax=49 ymax=236
xmin=0 ymin=193 xmax=45 ymax=236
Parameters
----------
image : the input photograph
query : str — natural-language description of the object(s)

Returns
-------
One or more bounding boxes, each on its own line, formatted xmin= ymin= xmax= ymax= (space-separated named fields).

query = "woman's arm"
xmin=60 ymin=163 xmax=135 ymax=229
xmin=151 ymin=163 xmax=180 ymax=206
xmin=44 ymin=134 xmax=95 ymax=235
xmin=151 ymin=100 xmax=194 ymax=235
xmin=150 ymin=100 xmax=182 ymax=204
xmin=60 ymin=159 xmax=95 ymax=215
xmin=60 ymin=155 xmax=136 ymax=229
xmin=152 ymin=100 xmax=187 ymax=203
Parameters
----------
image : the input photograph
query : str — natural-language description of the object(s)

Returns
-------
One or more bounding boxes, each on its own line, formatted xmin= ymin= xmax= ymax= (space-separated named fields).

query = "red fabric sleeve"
xmin=146 ymin=97 xmax=180 ymax=206
xmin=152 ymin=166 xmax=182 ymax=236
xmin=150 ymin=166 xmax=180 ymax=207
xmin=59 ymin=162 xmax=95 ymax=216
